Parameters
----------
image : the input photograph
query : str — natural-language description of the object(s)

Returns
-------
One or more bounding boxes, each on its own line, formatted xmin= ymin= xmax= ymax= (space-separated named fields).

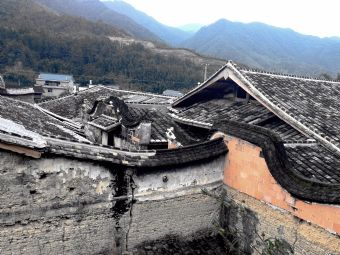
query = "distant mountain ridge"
xmin=35 ymin=0 xmax=161 ymax=42
xmin=181 ymin=19 xmax=340 ymax=75
xmin=103 ymin=0 xmax=191 ymax=46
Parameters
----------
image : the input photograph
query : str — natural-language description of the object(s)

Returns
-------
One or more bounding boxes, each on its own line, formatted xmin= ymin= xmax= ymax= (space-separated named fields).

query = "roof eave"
xmin=172 ymin=63 xmax=228 ymax=107
xmin=226 ymin=62 xmax=340 ymax=156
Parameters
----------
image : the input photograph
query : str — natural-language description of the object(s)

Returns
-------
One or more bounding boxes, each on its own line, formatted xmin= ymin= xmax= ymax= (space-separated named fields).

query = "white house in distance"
xmin=35 ymin=73 xmax=76 ymax=99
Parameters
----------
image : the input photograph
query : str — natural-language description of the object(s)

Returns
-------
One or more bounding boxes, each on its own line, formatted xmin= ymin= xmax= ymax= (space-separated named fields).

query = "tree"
xmin=319 ymin=73 xmax=333 ymax=80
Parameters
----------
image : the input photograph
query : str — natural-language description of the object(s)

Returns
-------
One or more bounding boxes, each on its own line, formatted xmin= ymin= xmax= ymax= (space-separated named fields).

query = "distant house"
xmin=34 ymin=73 xmax=76 ymax=99
xmin=162 ymin=89 xmax=183 ymax=97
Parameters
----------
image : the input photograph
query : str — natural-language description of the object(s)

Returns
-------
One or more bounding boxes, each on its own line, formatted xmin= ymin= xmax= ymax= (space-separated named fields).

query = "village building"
xmin=34 ymin=73 xmax=76 ymax=99
xmin=0 ymin=62 xmax=340 ymax=254
xmin=162 ymin=89 xmax=184 ymax=97
xmin=0 ymin=85 xmax=225 ymax=254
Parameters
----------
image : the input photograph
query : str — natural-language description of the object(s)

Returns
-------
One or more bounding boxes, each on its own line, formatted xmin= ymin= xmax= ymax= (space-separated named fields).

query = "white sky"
xmin=107 ymin=0 xmax=340 ymax=38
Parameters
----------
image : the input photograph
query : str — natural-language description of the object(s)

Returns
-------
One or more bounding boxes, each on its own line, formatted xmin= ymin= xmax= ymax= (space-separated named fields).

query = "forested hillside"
xmin=35 ymin=0 xmax=161 ymax=42
xmin=0 ymin=0 xmax=204 ymax=92
xmin=182 ymin=19 xmax=340 ymax=76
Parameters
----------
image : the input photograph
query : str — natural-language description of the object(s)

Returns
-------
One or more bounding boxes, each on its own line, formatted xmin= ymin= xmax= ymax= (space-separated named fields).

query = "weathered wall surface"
xmin=222 ymin=185 xmax=340 ymax=255
xmin=0 ymin=151 xmax=119 ymax=255
xmin=130 ymin=232 xmax=225 ymax=255
xmin=134 ymin=155 xmax=225 ymax=200
xmin=126 ymin=155 xmax=226 ymax=250
xmin=0 ymin=150 xmax=226 ymax=254
xmin=222 ymin=134 xmax=340 ymax=236
xmin=219 ymin=134 xmax=340 ymax=254
xmin=42 ymin=87 xmax=69 ymax=98
xmin=127 ymin=193 xmax=220 ymax=250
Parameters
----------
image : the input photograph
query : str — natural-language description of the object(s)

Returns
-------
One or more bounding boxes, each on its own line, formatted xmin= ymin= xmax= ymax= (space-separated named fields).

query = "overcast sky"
xmin=107 ymin=0 xmax=340 ymax=38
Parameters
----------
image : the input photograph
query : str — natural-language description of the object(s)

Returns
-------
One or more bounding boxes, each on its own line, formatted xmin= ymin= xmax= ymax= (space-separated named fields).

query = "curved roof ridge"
xmin=45 ymin=136 xmax=226 ymax=167
xmin=213 ymin=119 xmax=340 ymax=204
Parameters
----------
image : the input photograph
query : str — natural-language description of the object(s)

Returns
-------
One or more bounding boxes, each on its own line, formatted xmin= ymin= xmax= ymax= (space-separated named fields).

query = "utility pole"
xmin=203 ymin=63 xmax=209 ymax=81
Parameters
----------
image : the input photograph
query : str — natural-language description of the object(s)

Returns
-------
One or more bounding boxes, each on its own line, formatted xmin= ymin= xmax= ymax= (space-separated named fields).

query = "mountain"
xmin=34 ymin=0 xmax=161 ymax=42
xmin=182 ymin=19 xmax=340 ymax=75
xmin=103 ymin=0 xmax=191 ymax=46
xmin=1 ymin=0 xmax=125 ymax=38
xmin=0 ymin=0 xmax=211 ymax=92
xmin=178 ymin=24 xmax=204 ymax=34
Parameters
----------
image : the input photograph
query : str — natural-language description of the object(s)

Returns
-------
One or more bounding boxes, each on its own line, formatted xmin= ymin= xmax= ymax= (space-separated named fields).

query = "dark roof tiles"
xmin=90 ymin=116 xmax=118 ymax=128
xmin=39 ymin=86 xmax=174 ymax=120
xmin=131 ymin=107 xmax=206 ymax=145
xmin=285 ymin=144 xmax=340 ymax=184
xmin=0 ymin=95 xmax=86 ymax=142
xmin=176 ymin=100 xmax=274 ymax=125
xmin=234 ymin=65 xmax=340 ymax=147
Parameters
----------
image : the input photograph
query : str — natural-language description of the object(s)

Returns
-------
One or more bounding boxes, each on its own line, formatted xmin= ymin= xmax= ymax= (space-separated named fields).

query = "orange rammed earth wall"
xmin=212 ymin=133 xmax=340 ymax=236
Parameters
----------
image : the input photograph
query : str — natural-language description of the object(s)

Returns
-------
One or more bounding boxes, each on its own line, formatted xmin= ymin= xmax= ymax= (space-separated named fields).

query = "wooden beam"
xmin=0 ymin=142 xmax=42 ymax=159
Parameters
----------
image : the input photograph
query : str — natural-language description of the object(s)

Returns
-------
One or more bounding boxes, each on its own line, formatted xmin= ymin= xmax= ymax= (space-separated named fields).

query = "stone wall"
xmin=222 ymin=185 xmax=340 ymax=255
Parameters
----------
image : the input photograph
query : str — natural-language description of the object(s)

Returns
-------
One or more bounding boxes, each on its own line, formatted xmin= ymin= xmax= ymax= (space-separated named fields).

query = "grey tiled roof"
xmin=175 ymin=100 xmax=273 ymax=125
xmin=240 ymin=71 xmax=340 ymax=141
xmin=39 ymin=86 xmax=175 ymax=120
xmin=174 ymin=100 xmax=308 ymax=142
xmin=0 ymin=94 xmax=225 ymax=167
xmin=0 ymin=95 xmax=86 ymax=142
xmin=228 ymin=61 xmax=340 ymax=153
xmin=285 ymin=144 xmax=340 ymax=184
xmin=171 ymin=61 xmax=340 ymax=192
xmin=131 ymin=107 xmax=207 ymax=145
xmin=261 ymin=118 xmax=308 ymax=142
xmin=174 ymin=61 xmax=340 ymax=152
xmin=90 ymin=115 xmax=118 ymax=129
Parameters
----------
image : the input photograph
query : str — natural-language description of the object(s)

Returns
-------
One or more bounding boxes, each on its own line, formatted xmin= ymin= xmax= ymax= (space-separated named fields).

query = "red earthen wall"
xmin=216 ymin=133 xmax=340 ymax=235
